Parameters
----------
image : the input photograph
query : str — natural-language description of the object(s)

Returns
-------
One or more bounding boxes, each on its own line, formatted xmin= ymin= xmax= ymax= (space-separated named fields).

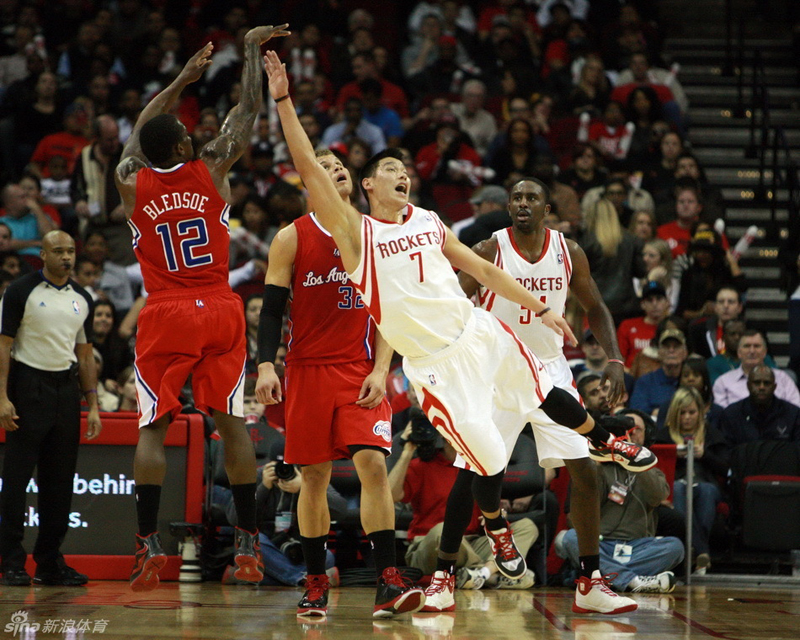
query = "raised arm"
xmin=116 ymin=43 xmax=215 ymax=178
xmin=443 ymin=228 xmax=577 ymax=345
xmin=264 ymin=49 xmax=363 ymax=272
xmin=201 ymin=24 xmax=290 ymax=183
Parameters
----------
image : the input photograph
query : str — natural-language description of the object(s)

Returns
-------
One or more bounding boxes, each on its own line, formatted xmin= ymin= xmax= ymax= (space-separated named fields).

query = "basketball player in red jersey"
xmin=424 ymin=178 xmax=638 ymax=615
xmin=255 ymin=149 xmax=425 ymax=619
xmin=114 ymin=25 xmax=290 ymax=592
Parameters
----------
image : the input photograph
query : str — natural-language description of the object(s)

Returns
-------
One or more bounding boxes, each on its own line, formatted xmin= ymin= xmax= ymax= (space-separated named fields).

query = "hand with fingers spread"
xmin=178 ymin=42 xmax=215 ymax=84
xmin=264 ymin=50 xmax=289 ymax=101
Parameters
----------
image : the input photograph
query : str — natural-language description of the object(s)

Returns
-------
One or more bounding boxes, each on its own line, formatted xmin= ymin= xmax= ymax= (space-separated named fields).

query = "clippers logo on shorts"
xmin=72 ymin=300 xmax=80 ymax=314
xmin=196 ymin=299 xmax=205 ymax=308
xmin=372 ymin=420 xmax=392 ymax=443
xmin=428 ymin=374 xmax=437 ymax=385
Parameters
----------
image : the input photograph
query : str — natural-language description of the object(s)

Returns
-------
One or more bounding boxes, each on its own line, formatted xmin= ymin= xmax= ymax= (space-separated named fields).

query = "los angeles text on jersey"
xmin=516 ymin=276 xmax=564 ymax=291
xmin=141 ymin=192 xmax=211 ymax=220
xmin=376 ymin=231 xmax=441 ymax=258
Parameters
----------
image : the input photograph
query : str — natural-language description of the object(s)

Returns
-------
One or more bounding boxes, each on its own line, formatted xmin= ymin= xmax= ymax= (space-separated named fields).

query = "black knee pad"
xmin=539 ymin=387 xmax=588 ymax=429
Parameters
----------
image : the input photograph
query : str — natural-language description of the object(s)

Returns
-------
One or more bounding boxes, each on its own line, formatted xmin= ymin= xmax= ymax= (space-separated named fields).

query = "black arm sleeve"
xmin=257 ymin=284 xmax=290 ymax=366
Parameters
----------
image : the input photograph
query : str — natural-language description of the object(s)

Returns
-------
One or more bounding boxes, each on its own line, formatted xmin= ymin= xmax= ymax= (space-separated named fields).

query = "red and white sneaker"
xmin=573 ymin=571 xmax=638 ymax=614
xmin=421 ymin=571 xmax=456 ymax=612
xmin=588 ymin=437 xmax=657 ymax=472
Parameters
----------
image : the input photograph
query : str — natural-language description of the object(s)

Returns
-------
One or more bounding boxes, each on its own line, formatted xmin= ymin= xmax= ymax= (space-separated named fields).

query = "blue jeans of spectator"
xmin=672 ymin=479 xmax=720 ymax=556
xmin=561 ymin=529 xmax=684 ymax=590
xmin=258 ymin=532 xmax=335 ymax=586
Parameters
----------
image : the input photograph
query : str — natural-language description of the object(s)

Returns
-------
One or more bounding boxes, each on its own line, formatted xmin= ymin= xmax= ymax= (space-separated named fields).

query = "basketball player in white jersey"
xmin=264 ymin=49 xmax=655 ymax=595
xmin=422 ymin=178 xmax=639 ymax=615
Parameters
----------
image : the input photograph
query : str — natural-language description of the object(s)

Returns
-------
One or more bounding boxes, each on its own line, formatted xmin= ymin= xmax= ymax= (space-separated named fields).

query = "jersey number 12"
xmin=155 ymin=218 xmax=212 ymax=271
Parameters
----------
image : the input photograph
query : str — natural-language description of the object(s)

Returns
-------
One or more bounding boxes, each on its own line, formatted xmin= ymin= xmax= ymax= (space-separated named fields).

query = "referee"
xmin=0 ymin=230 xmax=102 ymax=586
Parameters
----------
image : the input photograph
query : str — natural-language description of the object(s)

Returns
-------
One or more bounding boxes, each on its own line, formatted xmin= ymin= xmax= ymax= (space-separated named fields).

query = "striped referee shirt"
xmin=0 ymin=271 xmax=93 ymax=372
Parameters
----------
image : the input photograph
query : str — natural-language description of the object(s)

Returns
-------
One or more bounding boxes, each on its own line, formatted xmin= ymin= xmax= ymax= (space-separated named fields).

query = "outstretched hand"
xmin=245 ymin=24 xmax=291 ymax=45
xmin=541 ymin=312 xmax=577 ymax=346
xmin=264 ymin=50 xmax=289 ymax=100
xmin=178 ymin=43 xmax=214 ymax=84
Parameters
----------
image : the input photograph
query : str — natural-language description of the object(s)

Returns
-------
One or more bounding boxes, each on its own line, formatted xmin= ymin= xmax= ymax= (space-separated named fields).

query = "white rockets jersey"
xmin=477 ymin=227 xmax=572 ymax=364
xmin=348 ymin=204 xmax=473 ymax=358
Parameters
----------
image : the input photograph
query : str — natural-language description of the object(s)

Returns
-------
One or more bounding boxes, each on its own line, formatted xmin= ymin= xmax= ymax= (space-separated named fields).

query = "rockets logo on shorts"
xmin=372 ymin=420 xmax=392 ymax=442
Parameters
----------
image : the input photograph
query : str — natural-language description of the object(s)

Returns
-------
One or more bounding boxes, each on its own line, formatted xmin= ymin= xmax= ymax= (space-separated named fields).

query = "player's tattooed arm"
xmin=115 ymin=156 xmax=147 ymax=184
xmin=120 ymin=43 xmax=214 ymax=165
xmin=202 ymin=24 xmax=289 ymax=174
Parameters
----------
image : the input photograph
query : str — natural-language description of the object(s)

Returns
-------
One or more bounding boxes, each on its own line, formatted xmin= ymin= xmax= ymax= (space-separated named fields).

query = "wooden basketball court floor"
xmin=1 ymin=582 xmax=799 ymax=639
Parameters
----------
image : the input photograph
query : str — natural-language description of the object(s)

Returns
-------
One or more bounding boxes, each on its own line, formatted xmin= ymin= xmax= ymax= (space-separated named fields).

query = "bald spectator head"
xmin=1 ymin=185 xmax=28 ymax=219
xmin=747 ymin=365 xmax=776 ymax=408
xmin=93 ymin=115 xmax=120 ymax=157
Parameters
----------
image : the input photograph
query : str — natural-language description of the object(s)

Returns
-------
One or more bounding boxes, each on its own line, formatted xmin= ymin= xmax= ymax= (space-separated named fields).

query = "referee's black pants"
xmin=0 ymin=362 xmax=81 ymax=573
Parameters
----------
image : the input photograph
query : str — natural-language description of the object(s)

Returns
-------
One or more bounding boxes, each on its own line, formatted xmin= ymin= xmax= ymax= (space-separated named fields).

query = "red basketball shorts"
xmin=134 ymin=284 xmax=247 ymax=427
xmin=284 ymin=360 xmax=392 ymax=465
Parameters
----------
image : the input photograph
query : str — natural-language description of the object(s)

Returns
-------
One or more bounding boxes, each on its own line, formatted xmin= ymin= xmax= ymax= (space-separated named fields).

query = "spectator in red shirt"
xmin=28 ymin=101 xmax=91 ymax=178
xmin=618 ymin=280 xmax=671 ymax=368
xmin=657 ymin=182 xmax=702 ymax=258
xmin=415 ymin=118 xmax=482 ymax=184
xmin=335 ymin=51 xmax=409 ymax=120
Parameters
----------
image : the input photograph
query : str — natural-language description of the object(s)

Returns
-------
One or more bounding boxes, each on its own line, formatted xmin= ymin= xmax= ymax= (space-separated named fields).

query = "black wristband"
xmin=274 ymin=94 xmax=290 ymax=103
xmin=257 ymin=284 xmax=290 ymax=365
xmin=536 ymin=306 xmax=551 ymax=317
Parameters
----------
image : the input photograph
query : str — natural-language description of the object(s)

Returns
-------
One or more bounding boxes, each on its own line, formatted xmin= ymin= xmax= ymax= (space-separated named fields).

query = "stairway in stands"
xmin=659 ymin=0 xmax=798 ymax=366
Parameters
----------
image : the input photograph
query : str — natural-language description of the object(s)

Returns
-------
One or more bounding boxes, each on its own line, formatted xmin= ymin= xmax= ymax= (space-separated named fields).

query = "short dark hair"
xmin=576 ymin=374 xmax=601 ymax=400
xmin=139 ymin=114 xmax=185 ymax=165
xmin=74 ymin=254 xmax=94 ymax=272
xmin=359 ymin=148 xmax=406 ymax=202
xmin=510 ymin=177 xmax=550 ymax=205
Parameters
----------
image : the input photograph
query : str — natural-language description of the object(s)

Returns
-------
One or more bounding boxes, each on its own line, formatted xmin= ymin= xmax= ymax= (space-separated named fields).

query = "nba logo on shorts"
xmin=556 ymin=253 xmax=563 ymax=264
xmin=428 ymin=374 xmax=437 ymax=385
xmin=373 ymin=420 xmax=392 ymax=443
xmin=196 ymin=299 xmax=205 ymax=308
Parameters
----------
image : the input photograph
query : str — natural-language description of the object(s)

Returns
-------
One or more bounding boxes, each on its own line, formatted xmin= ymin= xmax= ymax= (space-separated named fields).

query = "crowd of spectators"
xmin=2 ymin=0 xmax=798 ymax=586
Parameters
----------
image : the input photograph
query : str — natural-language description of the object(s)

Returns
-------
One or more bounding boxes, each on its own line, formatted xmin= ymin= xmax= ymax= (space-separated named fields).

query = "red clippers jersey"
xmin=286 ymin=213 xmax=376 ymax=365
xmin=129 ymin=161 xmax=231 ymax=293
